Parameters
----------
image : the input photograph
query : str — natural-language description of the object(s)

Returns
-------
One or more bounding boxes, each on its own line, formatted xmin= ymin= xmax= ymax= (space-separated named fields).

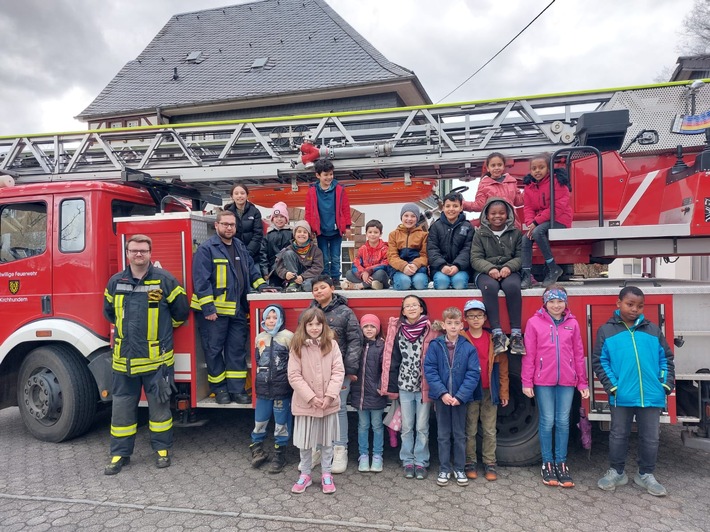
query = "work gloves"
xmin=150 ymin=364 xmax=178 ymax=404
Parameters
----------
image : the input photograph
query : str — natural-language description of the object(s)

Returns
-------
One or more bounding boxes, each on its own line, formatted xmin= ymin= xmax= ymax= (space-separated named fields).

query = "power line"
xmin=437 ymin=0 xmax=557 ymax=104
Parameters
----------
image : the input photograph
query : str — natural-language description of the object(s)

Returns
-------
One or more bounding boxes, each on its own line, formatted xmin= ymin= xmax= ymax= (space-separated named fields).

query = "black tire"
xmin=495 ymin=355 xmax=541 ymax=466
xmin=17 ymin=344 xmax=98 ymax=442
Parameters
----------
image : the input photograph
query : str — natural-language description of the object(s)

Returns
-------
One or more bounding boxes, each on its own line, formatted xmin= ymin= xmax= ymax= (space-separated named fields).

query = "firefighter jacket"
xmin=191 ymin=234 xmax=265 ymax=316
xmin=103 ymin=263 xmax=189 ymax=376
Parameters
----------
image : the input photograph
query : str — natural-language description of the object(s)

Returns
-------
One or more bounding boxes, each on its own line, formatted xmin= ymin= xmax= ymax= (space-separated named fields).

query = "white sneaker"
xmin=370 ymin=280 xmax=384 ymax=290
xmin=332 ymin=445 xmax=348 ymax=474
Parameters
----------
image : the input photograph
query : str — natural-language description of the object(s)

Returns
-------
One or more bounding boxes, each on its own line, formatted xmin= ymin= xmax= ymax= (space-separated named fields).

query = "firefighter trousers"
xmin=109 ymin=371 xmax=173 ymax=457
xmin=196 ymin=312 xmax=248 ymax=394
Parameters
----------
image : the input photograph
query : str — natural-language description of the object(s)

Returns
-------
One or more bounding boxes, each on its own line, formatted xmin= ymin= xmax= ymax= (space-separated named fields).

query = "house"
xmin=77 ymin=0 xmax=430 ymax=129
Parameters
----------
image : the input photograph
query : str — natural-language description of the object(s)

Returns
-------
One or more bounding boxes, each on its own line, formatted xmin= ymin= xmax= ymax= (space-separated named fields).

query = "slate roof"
xmin=78 ymin=0 xmax=429 ymax=119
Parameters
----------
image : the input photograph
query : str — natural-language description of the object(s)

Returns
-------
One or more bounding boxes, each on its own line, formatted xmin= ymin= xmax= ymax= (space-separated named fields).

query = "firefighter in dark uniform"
xmin=103 ymin=234 xmax=189 ymax=475
xmin=192 ymin=210 xmax=271 ymax=404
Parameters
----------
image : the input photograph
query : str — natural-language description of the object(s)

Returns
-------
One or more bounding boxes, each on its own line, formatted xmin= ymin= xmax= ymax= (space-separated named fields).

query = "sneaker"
xmin=332 ymin=445 xmax=348 ymax=474
xmin=464 ymin=462 xmax=478 ymax=479
xmin=437 ymin=471 xmax=451 ymax=486
xmin=520 ymin=269 xmax=533 ymax=290
xmin=403 ymin=464 xmax=415 ymax=479
xmin=339 ymin=279 xmax=352 ymax=290
xmin=634 ymin=472 xmax=667 ymax=497
xmin=156 ymin=450 xmax=171 ymax=469
xmin=415 ymin=465 xmax=428 ymax=480
xmin=291 ymin=474 xmax=312 ymax=494
xmin=321 ymin=473 xmax=336 ymax=494
xmin=541 ymin=462 xmax=559 ymax=487
xmin=492 ymin=333 xmax=509 ymax=355
xmin=597 ymin=468 xmax=629 ymax=491
xmin=358 ymin=454 xmax=370 ymax=472
xmin=484 ymin=464 xmax=497 ymax=481
xmin=104 ymin=456 xmax=130 ymax=475
xmin=454 ymin=470 xmax=469 ymax=486
xmin=371 ymin=454 xmax=383 ymax=473
xmin=509 ymin=334 xmax=526 ymax=355
xmin=555 ymin=462 xmax=574 ymax=488
xmin=371 ymin=280 xmax=384 ymax=290
xmin=542 ymin=263 xmax=564 ymax=287
xmin=284 ymin=283 xmax=301 ymax=293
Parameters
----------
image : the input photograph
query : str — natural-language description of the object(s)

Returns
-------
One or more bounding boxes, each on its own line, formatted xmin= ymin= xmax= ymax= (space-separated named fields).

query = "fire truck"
xmin=1 ymin=81 xmax=710 ymax=466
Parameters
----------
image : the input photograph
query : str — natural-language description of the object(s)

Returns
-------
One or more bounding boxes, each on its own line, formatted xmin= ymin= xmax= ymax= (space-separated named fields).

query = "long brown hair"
xmin=290 ymin=307 xmax=335 ymax=357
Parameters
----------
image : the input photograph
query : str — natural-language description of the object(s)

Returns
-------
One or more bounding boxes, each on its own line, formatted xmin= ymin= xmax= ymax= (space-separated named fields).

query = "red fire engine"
xmin=1 ymin=81 xmax=709 ymax=465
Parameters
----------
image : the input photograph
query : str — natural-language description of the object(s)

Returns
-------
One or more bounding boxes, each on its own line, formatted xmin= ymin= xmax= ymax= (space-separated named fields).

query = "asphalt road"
xmin=0 ymin=406 xmax=708 ymax=532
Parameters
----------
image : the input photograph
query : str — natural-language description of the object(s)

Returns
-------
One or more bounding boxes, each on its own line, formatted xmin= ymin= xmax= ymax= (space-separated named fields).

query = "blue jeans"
xmin=609 ymin=406 xmax=661 ymax=475
xmin=392 ymin=271 xmax=429 ymax=291
xmin=433 ymin=270 xmax=469 ymax=290
xmin=334 ymin=378 xmax=351 ymax=447
xmin=399 ymin=389 xmax=431 ymax=467
xmin=535 ymin=385 xmax=574 ymax=463
xmin=357 ymin=408 xmax=385 ymax=456
xmin=435 ymin=400 xmax=467 ymax=472
xmin=251 ymin=397 xmax=292 ymax=447
xmin=317 ymin=234 xmax=343 ymax=280
xmin=522 ymin=220 xmax=567 ymax=267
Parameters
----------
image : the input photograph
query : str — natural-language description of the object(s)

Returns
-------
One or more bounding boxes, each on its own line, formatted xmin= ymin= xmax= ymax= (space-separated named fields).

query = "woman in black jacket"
xmin=225 ymin=183 xmax=263 ymax=262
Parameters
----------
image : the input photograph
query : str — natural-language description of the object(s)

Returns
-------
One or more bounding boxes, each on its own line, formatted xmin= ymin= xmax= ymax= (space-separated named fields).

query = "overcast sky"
xmin=0 ymin=0 xmax=696 ymax=137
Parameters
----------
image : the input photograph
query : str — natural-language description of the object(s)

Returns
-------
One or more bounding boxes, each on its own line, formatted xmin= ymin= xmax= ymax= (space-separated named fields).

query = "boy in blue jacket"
xmin=592 ymin=286 xmax=675 ymax=497
xmin=424 ymin=307 xmax=481 ymax=487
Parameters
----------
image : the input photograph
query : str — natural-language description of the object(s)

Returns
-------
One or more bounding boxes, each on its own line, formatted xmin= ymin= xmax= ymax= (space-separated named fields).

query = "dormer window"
xmin=251 ymin=57 xmax=268 ymax=69
xmin=185 ymin=51 xmax=205 ymax=64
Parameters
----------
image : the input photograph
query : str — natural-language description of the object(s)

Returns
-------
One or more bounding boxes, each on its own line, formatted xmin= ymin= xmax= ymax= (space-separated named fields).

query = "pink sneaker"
xmin=321 ymin=473 xmax=336 ymax=494
xmin=291 ymin=474 xmax=312 ymax=494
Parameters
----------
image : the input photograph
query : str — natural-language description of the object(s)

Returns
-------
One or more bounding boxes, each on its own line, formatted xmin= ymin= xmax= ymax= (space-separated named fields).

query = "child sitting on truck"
xmin=341 ymin=219 xmax=389 ymax=290
xmin=387 ymin=204 xmax=429 ymax=291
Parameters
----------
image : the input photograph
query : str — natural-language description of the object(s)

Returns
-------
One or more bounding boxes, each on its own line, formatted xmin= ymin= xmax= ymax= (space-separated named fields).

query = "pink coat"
xmin=463 ymin=174 xmax=524 ymax=213
xmin=522 ymin=173 xmax=573 ymax=228
xmin=522 ymin=307 xmax=588 ymax=390
xmin=288 ymin=340 xmax=345 ymax=417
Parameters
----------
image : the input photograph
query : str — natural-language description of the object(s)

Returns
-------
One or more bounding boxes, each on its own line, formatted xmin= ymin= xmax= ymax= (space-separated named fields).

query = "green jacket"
xmin=470 ymin=198 xmax=522 ymax=275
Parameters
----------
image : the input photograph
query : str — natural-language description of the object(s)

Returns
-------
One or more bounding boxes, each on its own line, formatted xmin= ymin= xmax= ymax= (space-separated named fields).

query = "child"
xmin=350 ymin=314 xmax=387 ymax=473
xmin=592 ymin=286 xmax=675 ymax=497
xmin=521 ymin=154 xmax=572 ymax=289
xmin=341 ymin=219 xmax=390 ymax=290
xmin=380 ymin=295 xmax=439 ymax=479
xmin=250 ymin=304 xmax=294 ymax=474
xmin=388 ymin=203 xmax=429 ymax=291
xmin=274 ymin=220 xmax=324 ymax=292
xmin=259 ymin=202 xmax=293 ymax=287
xmin=461 ymin=299 xmax=509 ymax=481
xmin=225 ymin=183 xmax=263 ymax=263
xmin=304 ymin=159 xmax=352 ymax=286
xmin=308 ymin=275 xmax=362 ymax=473
xmin=424 ymin=307 xmax=481 ymax=487
xmin=522 ymin=285 xmax=589 ymax=488
xmin=463 ymin=152 xmax=524 ymax=218
xmin=470 ymin=198 xmax=525 ymax=355
xmin=427 ymin=191 xmax=474 ymax=290
xmin=288 ymin=307 xmax=345 ymax=494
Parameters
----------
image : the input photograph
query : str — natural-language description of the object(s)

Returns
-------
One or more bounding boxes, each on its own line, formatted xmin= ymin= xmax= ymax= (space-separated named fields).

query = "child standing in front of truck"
xmin=593 ymin=286 xmax=675 ymax=497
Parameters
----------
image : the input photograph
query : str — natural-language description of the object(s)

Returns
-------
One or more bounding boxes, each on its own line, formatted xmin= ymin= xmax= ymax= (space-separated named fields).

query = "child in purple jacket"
xmin=522 ymin=285 xmax=589 ymax=488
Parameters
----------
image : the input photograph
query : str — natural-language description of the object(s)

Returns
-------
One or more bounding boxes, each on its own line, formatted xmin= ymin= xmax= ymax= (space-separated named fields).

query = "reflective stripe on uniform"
xmin=104 ymin=288 xmax=114 ymax=303
xmin=214 ymin=258 xmax=228 ymax=289
xmin=114 ymin=294 xmax=124 ymax=335
xmin=226 ymin=370 xmax=248 ymax=379
xmin=149 ymin=418 xmax=173 ymax=433
xmin=208 ymin=371 xmax=227 ymax=384
xmin=166 ymin=285 xmax=186 ymax=303
xmin=147 ymin=306 xmax=159 ymax=341
xmin=111 ymin=423 xmax=138 ymax=438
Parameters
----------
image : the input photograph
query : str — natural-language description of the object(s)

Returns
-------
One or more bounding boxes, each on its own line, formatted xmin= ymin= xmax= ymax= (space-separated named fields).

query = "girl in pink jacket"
xmin=463 ymin=152 xmax=524 ymax=222
xmin=522 ymin=285 xmax=589 ymax=489
xmin=288 ymin=307 xmax=345 ymax=495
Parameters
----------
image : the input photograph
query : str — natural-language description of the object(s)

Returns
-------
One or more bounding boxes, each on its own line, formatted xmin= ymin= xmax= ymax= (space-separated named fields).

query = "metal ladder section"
xmin=1 ymin=82 xmax=708 ymax=194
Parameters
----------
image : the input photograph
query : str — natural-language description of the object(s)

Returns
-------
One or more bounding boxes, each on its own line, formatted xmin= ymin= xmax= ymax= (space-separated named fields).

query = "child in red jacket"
xmin=342 ymin=219 xmax=389 ymax=290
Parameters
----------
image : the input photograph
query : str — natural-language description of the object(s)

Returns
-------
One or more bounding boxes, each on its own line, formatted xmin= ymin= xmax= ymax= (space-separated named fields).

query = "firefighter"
xmin=103 ymin=234 xmax=189 ymax=475
xmin=192 ymin=210 xmax=271 ymax=404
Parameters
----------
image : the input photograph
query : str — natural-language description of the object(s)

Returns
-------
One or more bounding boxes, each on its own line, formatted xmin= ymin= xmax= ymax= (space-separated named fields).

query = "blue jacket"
xmin=424 ymin=335 xmax=482 ymax=404
xmin=191 ymin=234 xmax=264 ymax=316
xmin=592 ymin=311 xmax=675 ymax=408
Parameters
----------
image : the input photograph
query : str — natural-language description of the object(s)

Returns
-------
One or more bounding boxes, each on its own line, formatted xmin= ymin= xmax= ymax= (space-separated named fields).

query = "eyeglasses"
xmin=466 ymin=314 xmax=486 ymax=320
xmin=403 ymin=304 xmax=421 ymax=310
xmin=127 ymin=249 xmax=151 ymax=255
xmin=218 ymin=222 xmax=236 ymax=228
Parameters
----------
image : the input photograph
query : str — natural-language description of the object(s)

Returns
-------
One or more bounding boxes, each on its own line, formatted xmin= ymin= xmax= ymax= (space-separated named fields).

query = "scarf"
xmin=292 ymin=238 xmax=312 ymax=256
xmin=400 ymin=314 xmax=429 ymax=342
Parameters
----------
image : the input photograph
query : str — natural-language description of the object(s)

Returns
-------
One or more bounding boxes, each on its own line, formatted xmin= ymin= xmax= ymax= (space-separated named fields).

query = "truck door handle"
xmin=41 ymin=296 xmax=52 ymax=315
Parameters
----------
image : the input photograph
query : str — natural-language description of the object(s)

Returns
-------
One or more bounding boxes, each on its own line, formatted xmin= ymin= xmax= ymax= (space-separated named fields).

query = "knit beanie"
xmin=293 ymin=220 xmax=312 ymax=235
xmin=360 ymin=314 xmax=381 ymax=335
xmin=400 ymin=203 xmax=420 ymax=219
xmin=271 ymin=201 xmax=289 ymax=223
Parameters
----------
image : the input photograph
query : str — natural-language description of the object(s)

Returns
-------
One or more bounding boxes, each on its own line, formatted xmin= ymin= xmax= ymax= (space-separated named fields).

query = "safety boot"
xmin=250 ymin=442 xmax=269 ymax=469
xmin=268 ymin=445 xmax=287 ymax=474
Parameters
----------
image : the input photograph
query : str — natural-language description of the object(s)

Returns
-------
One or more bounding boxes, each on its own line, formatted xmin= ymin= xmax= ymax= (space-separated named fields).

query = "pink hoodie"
xmin=521 ymin=307 xmax=588 ymax=390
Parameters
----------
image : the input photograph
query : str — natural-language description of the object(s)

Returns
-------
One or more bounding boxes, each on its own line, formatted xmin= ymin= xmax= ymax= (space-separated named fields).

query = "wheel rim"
xmin=497 ymin=380 xmax=538 ymax=447
xmin=22 ymin=368 xmax=63 ymax=426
